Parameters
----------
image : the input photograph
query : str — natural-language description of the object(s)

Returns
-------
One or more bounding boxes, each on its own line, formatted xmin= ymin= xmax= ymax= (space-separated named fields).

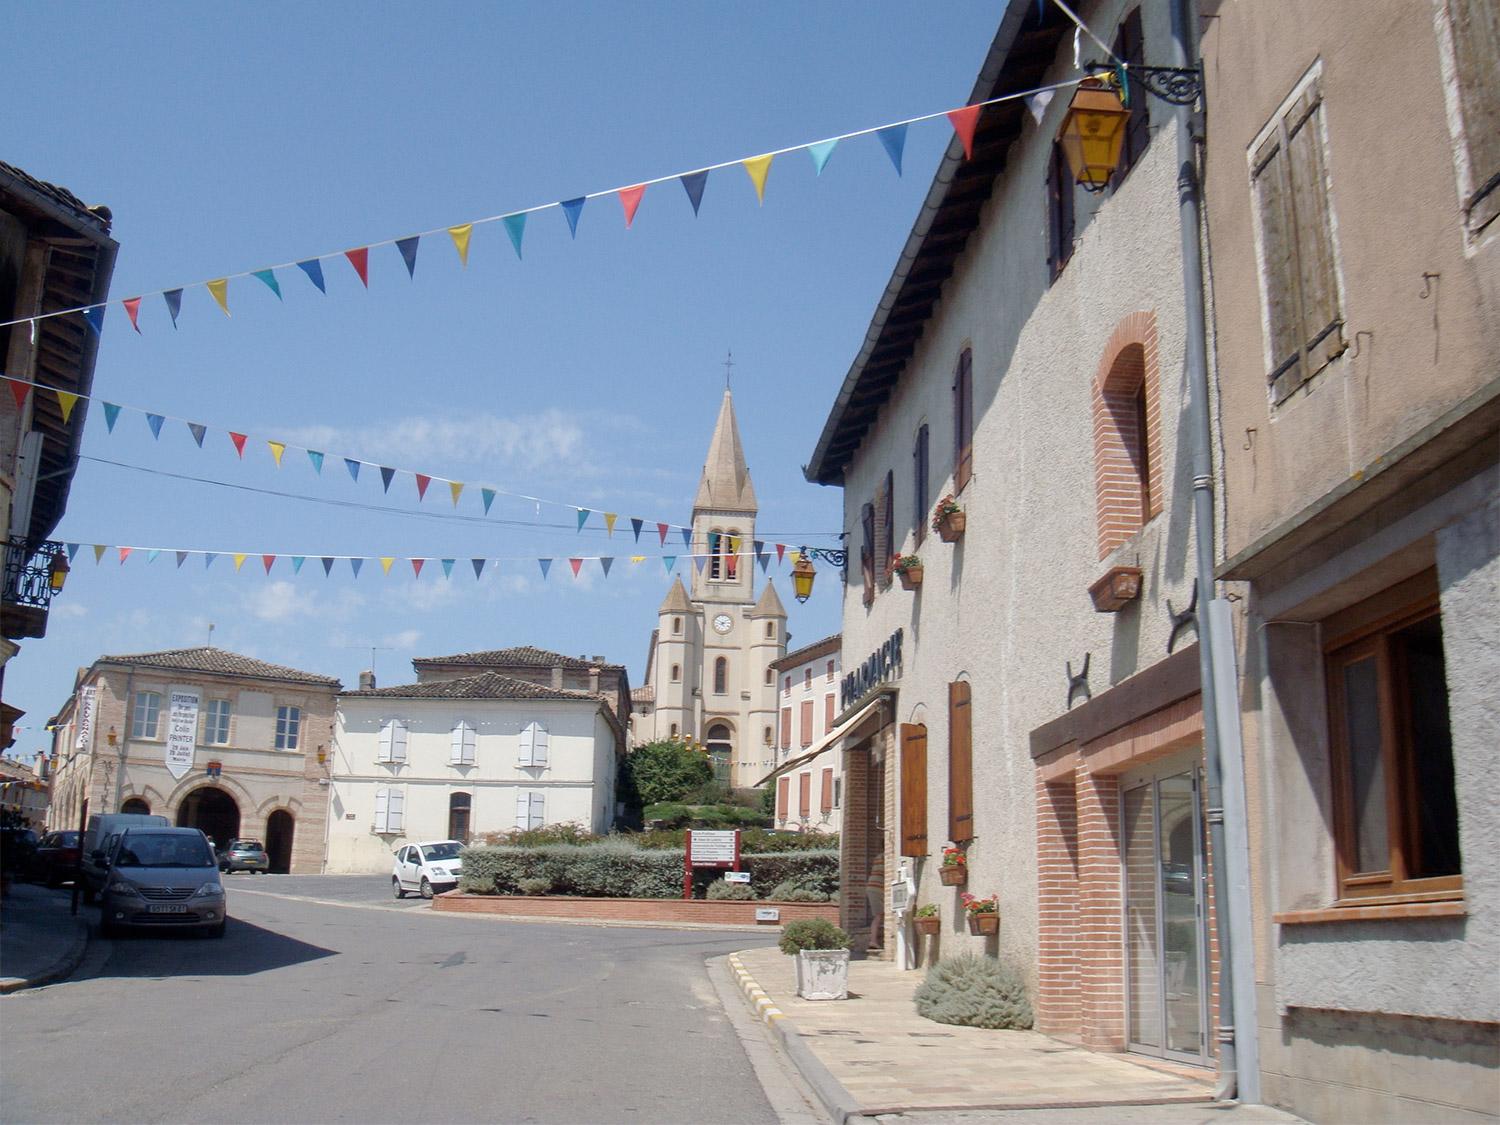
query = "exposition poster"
xmin=74 ymin=686 xmax=96 ymax=750
xmin=165 ymin=689 xmax=200 ymax=780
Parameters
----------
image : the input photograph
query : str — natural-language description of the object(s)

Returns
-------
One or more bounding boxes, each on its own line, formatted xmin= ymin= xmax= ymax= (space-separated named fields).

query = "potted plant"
xmin=779 ymin=917 xmax=853 ymax=1000
xmin=938 ymin=845 xmax=968 ymax=886
xmin=932 ymin=495 xmax=966 ymax=542
xmin=893 ymin=554 xmax=924 ymax=590
xmin=913 ymin=903 xmax=941 ymax=936
xmin=961 ymin=892 xmax=1000 ymax=935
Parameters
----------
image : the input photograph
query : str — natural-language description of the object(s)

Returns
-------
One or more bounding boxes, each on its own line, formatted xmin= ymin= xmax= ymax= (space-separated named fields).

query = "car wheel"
xmin=393 ymin=876 xmax=406 ymax=899
xmin=420 ymin=877 xmax=434 ymax=900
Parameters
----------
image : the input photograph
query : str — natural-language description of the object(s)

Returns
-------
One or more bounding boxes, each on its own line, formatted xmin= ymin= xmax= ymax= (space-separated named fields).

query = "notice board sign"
xmin=684 ymin=829 xmax=741 ymax=900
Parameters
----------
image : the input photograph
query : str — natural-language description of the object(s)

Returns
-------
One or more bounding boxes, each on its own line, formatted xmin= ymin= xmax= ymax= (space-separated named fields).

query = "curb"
xmin=727 ymin=951 xmax=869 ymax=1125
xmin=0 ymin=916 xmax=89 ymax=995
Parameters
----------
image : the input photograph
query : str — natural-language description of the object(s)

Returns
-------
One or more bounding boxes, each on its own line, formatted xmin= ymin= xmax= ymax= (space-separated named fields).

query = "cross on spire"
xmin=722 ymin=348 xmax=736 ymax=389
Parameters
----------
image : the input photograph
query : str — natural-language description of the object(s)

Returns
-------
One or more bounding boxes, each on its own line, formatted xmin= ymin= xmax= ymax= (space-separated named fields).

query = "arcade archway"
xmin=176 ymin=786 xmax=240 ymax=851
xmin=265 ymin=809 xmax=294 ymax=873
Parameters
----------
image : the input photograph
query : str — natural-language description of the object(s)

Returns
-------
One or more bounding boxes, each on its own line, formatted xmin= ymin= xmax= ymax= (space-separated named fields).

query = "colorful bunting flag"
xmin=252 ymin=269 xmax=283 ymax=300
xmin=576 ymin=509 xmax=589 ymax=532
xmin=776 ymin=543 xmax=786 ymax=563
xmin=123 ymin=297 xmax=142 ymax=333
xmin=82 ymin=305 xmax=105 ymax=336
xmin=308 ymin=450 xmax=324 ymax=473
xmin=345 ymin=248 xmax=369 ymax=288
xmin=411 ymin=559 xmax=424 ymax=578
xmin=604 ymin=513 xmax=617 ymax=537
xmin=163 ymin=288 xmax=183 ymax=327
xmin=93 ymin=544 xmax=106 ymax=563
xmin=569 ymin=558 xmax=583 ymax=577
xmin=657 ymin=522 xmax=669 ymax=546
xmin=471 ymin=558 xmax=486 ymax=578
xmin=268 ymin=441 xmax=286 ymax=466
xmin=7 ymin=380 xmax=27 ymax=411
xmin=56 ymin=391 xmax=78 ymax=423
xmin=321 ymin=557 xmax=335 ymax=575
xmin=229 ymin=432 xmax=248 ymax=458
xmin=233 ymin=553 xmax=248 ymax=572
xmin=146 ymin=413 xmax=164 ymax=439
xmin=631 ymin=517 xmax=644 ymax=541
xmin=415 ymin=473 xmax=431 ymax=501
xmin=441 ymin=559 xmax=454 ymax=579
xmin=631 ymin=556 xmax=645 ymax=563
xmin=344 ymin=458 xmax=361 ymax=481
xmin=350 ymin=558 xmax=363 ymax=577
xmin=808 ymin=139 xmax=838 ymax=176
xmin=380 ymin=466 xmax=396 ymax=492
xmin=103 ymin=403 xmax=121 ymax=432
xmin=449 ymin=481 xmax=463 ymax=507
xmin=396 ymin=236 xmax=419 ymax=278
xmin=119 ymin=547 xmax=132 ymax=563
xmin=663 ymin=556 xmax=676 ymax=572
xmin=448 ymin=224 xmax=472 ymax=266
xmin=296 ymin=260 xmax=326 ymax=293
xmin=538 ymin=558 xmax=552 ymax=580
xmin=380 ymin=557 xmax=395 ymax=575
xmin=503 ymin=213 xmax=526 ymax=259
xmin=204 ymin=552 xmax=217 ymax=569
xmin=147 ymin=550 xmax=160 ymax=564
xmin=262 ymin=555 xmax=276 ymax=574
xmin=292 ymin=557 xmax=305 ymax=573
xmin=599 ymin=557 xmax=614 ymax=577
xmin=66 ymin=544 xmax=79 ymax=562
xmin=176 ymin=551 xmax=188 ymax=567
xmin=742 ymin=154 xmax=773 ymax=204
xmin=693 ymin=555 xmax=706 ymax=573
xmin=481 ymin=488 xmax=496 ymax=514
xmin=618 ymin=184 xmax=646 ymax=228
xmin=947 ymin=105 xmax=981 ymax=160
xmin=560 ymin=198 xmax=585 ymax=238
xmin=680 ymin=170 xmax=708 ymax=215
xmin=207 ymin=279 xmax=230 ymax=315
xmin=188 ymin=422 xmax=207 ymax=447
xmin=680 ymin=527 xmax=692 ymax=549
xmin=877 ymin=123 xmax=907 ymax=175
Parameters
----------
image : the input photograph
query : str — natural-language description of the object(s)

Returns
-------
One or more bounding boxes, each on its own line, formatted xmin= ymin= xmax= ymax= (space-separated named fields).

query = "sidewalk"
xmin=0 ymin=881 xmax=90 ymax=994
xmin=728 ymin=946 xmax=1300 ymax=1124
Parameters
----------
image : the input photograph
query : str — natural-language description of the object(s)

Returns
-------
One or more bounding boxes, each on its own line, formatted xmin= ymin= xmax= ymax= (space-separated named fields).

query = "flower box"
xmin=967 ymin=912 xmax=999 ymax=936
xmin=938 ymin=863 xmax=968 ymax=886
xmin=897 ymin=565 xmax=923 ymax=590
xmin=914 ymin=915 xmax=941 ymax=936
xmin=1089 ymin=565 xmax=1143 ymax=612
xmin=794 ymin=948 xmax=850 ymax=1000
xmin=936 ymin=510 xmax=966 ymax=543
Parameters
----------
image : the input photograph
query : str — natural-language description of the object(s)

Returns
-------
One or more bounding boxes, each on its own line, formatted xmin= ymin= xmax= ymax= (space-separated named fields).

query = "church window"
xmin=765 ymin=668 xmax=774 ymax=685
xmin=709 ymin=531 xmax=723 ymax=580
xmin=673 ymin=617 xmax=682 ymax=635
xmin=670 ymin=664 xmax=681 ymax=683
xmin=714 ymin=657 xmax=728 ymax=694
xmin=670 ymin=723 xmax=679 ymax=738
xmin=765 ymin=622 xmax=774 ymax=639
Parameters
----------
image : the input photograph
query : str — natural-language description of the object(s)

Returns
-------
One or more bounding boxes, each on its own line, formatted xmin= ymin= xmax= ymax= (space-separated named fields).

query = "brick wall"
xmin=1093 ymin=311 xmax=1165 ymax=559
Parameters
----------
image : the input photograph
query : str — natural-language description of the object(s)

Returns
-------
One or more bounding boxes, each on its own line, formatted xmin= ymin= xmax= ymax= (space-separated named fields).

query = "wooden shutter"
xmin=515 ymin=791 xmax=530 ymax=830
xmin=881 ymin=470 xmax=895 ymax=573
xmin=900 ymin=723 xmax=928 ymax=856
xmin=379 ymin=719 xmax=407 ymax=763
xmin=780 ymin=707 xmax=792 ymax=749
xmin=798 ymin=772 xmax=812 ymax=818
xmin=949 ymin=682 xmax=974 ymax=842
xmin=777 ymin=776 xmax=790 ymax=821
xmin=825 ymin=693 xmax=835 ymax=730
xmin=374 ymin=788 xmax=389 ymax=832
xmin=861 ymin=502 xmax=876 ymax=604
xmin=531 ymin=723 xmax=549 ymax=768
xmin=387 ymin=788 xmax=404 ymax=834
xmin=1110 ymin=8 xmax=1149 ymax=186
xmin=529 ymin=792 xmax=545 ymax=829
xmin=1046 ymin=146 xmax=1075 ymax=282
xmin=1285 ymin=84 xmax=1341 ymax=372
xmin=913 ymin=423 xmax=929 ymax=543
xmin=451 ymin=720 xmax=476 ymax=764
xmin=820 ymin=768 xmax=834 ymax=815
xmin=953 ymin=349 xmax=973 ymax=490
xmin=800 ymin=699 xmax=815 ymax=747
xmin=1448 ymin=0 xmax=1500 ymax=231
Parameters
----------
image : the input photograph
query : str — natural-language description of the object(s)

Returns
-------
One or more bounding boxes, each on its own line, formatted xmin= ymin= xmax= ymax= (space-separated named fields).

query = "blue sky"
xmin=3 ymin=3 xmax=1004 ymax=752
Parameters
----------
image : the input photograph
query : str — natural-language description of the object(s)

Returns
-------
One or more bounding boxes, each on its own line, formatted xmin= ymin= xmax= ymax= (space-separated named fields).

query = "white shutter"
xmin=388 ymin=788 xmax=405 ymax=834
xmin=374 ymin=788 xmax=390 ymax=832
xmin=451 ymin=720 xmax=476 ymax=764
xmin=515 ymin=790 xmax=531 ymax=830
xmin=528 ymin=791 xmax=545 ymax=829
xmin=392 ymin=719 xmax=408 ymax=762
xmin=531 ymin=723 xmax=549 ymax=768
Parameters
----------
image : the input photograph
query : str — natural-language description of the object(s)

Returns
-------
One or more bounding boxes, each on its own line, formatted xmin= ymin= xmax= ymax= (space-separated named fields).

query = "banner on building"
xmin=165 ymin=689 xmax=200 ymax=780
xmin=75 ymin=686 xmax=96 ymax=750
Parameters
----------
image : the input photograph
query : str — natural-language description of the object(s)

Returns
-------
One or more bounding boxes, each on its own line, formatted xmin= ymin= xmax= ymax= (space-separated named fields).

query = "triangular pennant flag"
xmin=1025 ymin=89 xmax=1055 ymax=126
xmin=415 ymin=474 xmax=431 ymax=501
xmin=618 ymin=184 xmax=646 ymax=228
xmin=807 ymin=139 xmax=838 ymax=176
xmin=502 ymin=212 xmax=526 ymax=259
xmin=449 ymin=480 xmax=463 ymax=507
xmin=631 ymin=517 xmax=644 ymax=542
xmin=663 ymin=556 xmax=676 ymax=572
xmin=630 ymin=556 xmax=645 ymax=563
xmin=7 ymin=379 xmax=28 ymax=412
xmin=308 ymin=450 xmax=324 ymax=474
xmin=291 ymin=556 xmax=305 ymax=573
xmin=538 ymin=558 xmax=552 ymax=580
xmin=576 ymin=509 xmax=589 ymax=532
xmin=321 ymin=557 xmax=335 ymax=576
xmin=188 ymin=422 xmax=207 ymax=447
xmin=599 ymin=557 xmax=614 ymax=577
xmin=776 ymin=543 xmax=786 ymax=563
xmin=680 ymin=526 xmax=692 ymax=549
xmin=252 ymin=269 xmax=283 ymax=300
xmin=481 ymin=488 xmax=495 ymax=514
xmin=123 ymin=297 xmax=142 ymax=333
xmin=448 ymin=224 xmax=472 ymax=266
xmin=82 ymin=305 xmax=105 ymax=335
xmin=103 ymin=402 xmax=121 ymax=432
xmin=742 ymin=154 xmax=773 ymax=204
xmin=55 ymin=390 xmax=78 ymax=423
xmin=345 ymin=248 xmax=369 ymax=287
xmin=207 ymin=278 xmax=230 ymax=315
xmin=66 ymin=543 xmax=79 ymax=562
xmin=344 ymin=458 xmax=361 ymax=481
xmin=560 ymin=197 xmax=585 ymax=238
xmin=411 ymin=559 xmax=425 ymax=578
xmin=788 ymin=549 xmax=800 ymax=564
xmin=441 ymin=559 xmax=454 ymax=579
xmin=119 ymin=547 xmax=132 ymax=563
xmin=569 ymin=558 xmax=583 ymax=577
xmin=947 ymin=105 xmax=981 ymax=160
xmin=471 ymin=558 xmax=486 ymax=578
xmin=755 ymin=540 xmax=768 ymax=572
xmin=657 ymin=522 xmax=669 ymax=546
xmin=350 ymin=558 xmax=363 ymax=577
xmin=93 ymin=544 xmax=106 ymax=564
xmin=233 ymin=553 xmax=248 ymax=572
xmin=147 ymin=549 xmax=160 ymax=565
xmin=396 ymin=236 xmax=419 ymax=278
xmin=296 ymin=259 xmax=326 ymax=292
xmin=380 ymin=557 xmax=395 ymax=575
xmin=163 ymin=288 xmax=183 ymax=326
xmin=679 ymin=170 xmax=708 ymax=215
xmin=380 ymin=466 xmax=395 ymax=492
xmin=604 ymin=513 xmax=617 ymax=537
xmin=204 ymin=552 xmax=217 ymax=569
xmin=146 ymin=413 xmax=164 ymax=439
xmin=267 ymin=441 xmax=286 ymax=466
xmin=693 ymin=555 xmax=706 ymax=573
xmin=229 ymin=432 xmax=247 ymax=458
xmin=262 ymin=555 xmax=276 ymax=574
xmin=877 ymin=123 xmax=907 ymax=175
xmin=175 ymin=551 xmax=188 ymax=568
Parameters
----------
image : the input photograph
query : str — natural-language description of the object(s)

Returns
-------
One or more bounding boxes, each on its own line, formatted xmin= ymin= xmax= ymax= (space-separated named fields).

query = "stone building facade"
xmin=764 ymin=634 xmax=844 ymax=835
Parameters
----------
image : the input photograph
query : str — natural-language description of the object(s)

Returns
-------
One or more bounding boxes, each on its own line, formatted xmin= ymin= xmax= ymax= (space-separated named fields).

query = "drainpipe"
xmin=1171 ymin=0 xmax=1260 ymax=1103
xmin=114 ymin=667 xmax=135 ymax=813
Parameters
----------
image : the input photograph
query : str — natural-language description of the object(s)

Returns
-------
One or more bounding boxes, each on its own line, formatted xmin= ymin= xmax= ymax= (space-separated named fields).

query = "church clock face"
xmin=713 ymin=613 xmax=733 ymax=634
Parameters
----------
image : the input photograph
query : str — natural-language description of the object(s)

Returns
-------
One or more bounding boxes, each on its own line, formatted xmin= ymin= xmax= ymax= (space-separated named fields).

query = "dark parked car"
xmin=0 ymin=826 xmax=39 ymax=882
xmin=217 ymin=839 xmax=270 ymax=873
xmin=28 ymin=830 xmax=81 ymax=887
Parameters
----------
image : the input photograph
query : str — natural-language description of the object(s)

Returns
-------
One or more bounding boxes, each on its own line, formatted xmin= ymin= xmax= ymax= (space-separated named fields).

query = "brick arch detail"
xmin=1092 ymin=311 xmax=1164 ymax=559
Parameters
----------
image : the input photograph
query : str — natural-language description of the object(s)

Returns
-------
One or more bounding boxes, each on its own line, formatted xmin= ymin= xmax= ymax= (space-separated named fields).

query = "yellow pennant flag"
xmin=233 ymin=553 xmax=247 ymax=571
xmin=380 ymin=557 xmax=395 ymax=575
xmin=55 ymin=390 xmax=78 ymax=423
xmin=207 ymin=278 xmax=230 ymax=315
xmin=788 ymin=549 xmax=801 ymax=564
xmin=92 ymin=544 xmax=106 ymax=563
xmin=267 ymin=441 xmax=286 ymax=466
xmin=449 ymin=481 xmax=464 ymax=507
xmin=604 ymin=513 xmax=617 ymax=536
xmin=743 ymin=154 xmax=773 ymax=204
xmin=630 ymin=556 xmax=645 ymax=564
xmin=449 ymin=224 xmax=472 ymax=267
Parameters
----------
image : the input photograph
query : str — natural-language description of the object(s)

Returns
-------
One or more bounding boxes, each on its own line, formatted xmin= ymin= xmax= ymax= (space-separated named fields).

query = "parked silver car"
xmin=97 ymin=827 xmax=227 ymax=939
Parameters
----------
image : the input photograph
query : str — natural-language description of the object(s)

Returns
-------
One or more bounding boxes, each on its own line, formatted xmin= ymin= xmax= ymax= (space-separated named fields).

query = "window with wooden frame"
xmin=949 ymin=682 xmax=974 ymax=842
xmin=1109 ymin=8 xmax=1150 ymax=190
xmin=1046 ymin=143 xmax=1076 ymax=282
xmin=713 ymin=656 xmax=728 ymax=695
xmin=860 ymin=501 xmax=876 ymax=605
xmin=825 ymin=693 xmax=835 ymax=729
xmin=1251 ymin=67 xmax=1345 ymax=404
xmin=798 ymin=772 xmax=812 ymax=819
xmin=1437 ymin=0 xmax=1500 ymax=236
xmin=800 ymin=699 xmax=815 ymax=747
xmin=821 ymin=767 xmax=835 ymax=816
xmin=952 ymin=350 xmax=973 ymax=492
xmin=1325 ymin=588 xmax=1460 ymax=902
xmin=900 ymin=723 xmax=929 ymax=856
xmin=780 ymin=706 xmax=792 ymax=750
xmin=777 ymin=775 xmax=790 ymax=823
xmin=913 ymin=423 xmax=930 ymax=545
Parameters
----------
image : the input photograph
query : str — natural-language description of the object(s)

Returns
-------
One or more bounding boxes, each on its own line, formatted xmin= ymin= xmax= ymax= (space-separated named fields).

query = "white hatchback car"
xmin=392 ymin=840 xmax=464 ymax=899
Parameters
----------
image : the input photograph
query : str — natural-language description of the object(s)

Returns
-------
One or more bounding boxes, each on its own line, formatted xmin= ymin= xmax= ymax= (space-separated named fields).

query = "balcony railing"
xmin=3 ymin=538 xmax=65 ymax=627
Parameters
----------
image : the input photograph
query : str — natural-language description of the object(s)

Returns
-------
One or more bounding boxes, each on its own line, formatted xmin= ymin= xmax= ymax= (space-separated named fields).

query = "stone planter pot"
xmin=937 ymin=510 xmax=966 ymax=543
xmin=794 ymin=948 xmax=851 ymax=1000
xmin=938 ymin=863 xmax=967 ymax=886
xmin=967 ymin=912 xmax=999 ymax=936
xmin=897 ymin=565 xmax=923 ymax=590
xmin=913 ymin=915 xmax=941 ymax=936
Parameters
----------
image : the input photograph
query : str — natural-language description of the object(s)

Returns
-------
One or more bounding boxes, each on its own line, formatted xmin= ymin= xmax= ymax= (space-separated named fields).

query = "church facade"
xmin=632 ymin=390 xmax=787 ymax=789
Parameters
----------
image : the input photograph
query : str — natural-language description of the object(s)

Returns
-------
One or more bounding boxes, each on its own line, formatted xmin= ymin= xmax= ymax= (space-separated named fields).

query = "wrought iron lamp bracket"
xmin=1085 ymin=61 xmax=1203 ymax=106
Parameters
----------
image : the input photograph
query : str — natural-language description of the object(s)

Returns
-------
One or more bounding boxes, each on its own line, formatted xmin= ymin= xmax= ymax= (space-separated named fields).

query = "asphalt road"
xmin=0 ymin=878 xmax=813 ymax=1124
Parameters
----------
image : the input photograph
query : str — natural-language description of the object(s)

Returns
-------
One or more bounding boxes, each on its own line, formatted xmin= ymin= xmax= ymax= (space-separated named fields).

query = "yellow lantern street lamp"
xmin=791 ymin=556 xmax=817 ymax=603
xmin=1058 ymin=75 xmax=1131 ymax=191
xmin=48 ymin=550 xmax=70 ymax=593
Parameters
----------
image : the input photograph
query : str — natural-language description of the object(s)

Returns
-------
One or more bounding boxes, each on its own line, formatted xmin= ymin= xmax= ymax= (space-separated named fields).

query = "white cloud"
xmin=285 ymin=410 xmax=588 ymax=471
xmin=243 ymin=580 xmax=322 ymax=624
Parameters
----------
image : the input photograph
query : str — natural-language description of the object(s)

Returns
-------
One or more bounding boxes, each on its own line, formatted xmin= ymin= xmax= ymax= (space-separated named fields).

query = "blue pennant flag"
xmin=82 ymin=305 xmax=106 ymax=336
xmin=539 ymin=558 xmax=552 ymax=580
xmin=877 ymin=124 xmax=907 ymax=175
xmin=188 ymin=422 xmax=207 ymax=447
xmin=102 ymin=402 xmax=121 ymax=432
xmin=204 ymin=553 xmax=217 ymax=569
xmin=252 ymin=269 xmax=282 ymax=300
xmin=66 ymin=543 xmax=80 ymax=562
xmin=599 ymin=557 xmax=614 ymax=577
xmin=147 ymin=550 xmax=160 ymax=564
xmin=350 ymin=558 xmax=363 ymax=577
xmin=344 ymin=458 xmax=361 ymax=482
xmin=296 ymin=259 xmax=327 ymax=293
xmin=680 ymin=526 xmax=692 ymax=549
xmin=755 ymin=540 xmax=768 ymax=572
xmin=693 ymin=555 xmax=706 ymax=573
xmin=321 ymin=557 xmax=335 ymax=576
xmin=503 ymin=212 xmax=526 ymax=259
xmin=396 ymin=236 xmax=419 ymax=278
xmin=680 ymin=170 xmax=708 ymax=215
xmin=145 ymin=413 xmax=164 ymax=439
xmin=379 ymin=466 xmax=396 ymax=492
xmin=307 ymin=450 xmax=324 ymax=473
xmin=291 ymin=556 xmax=305 ymax=573
xmin=441 ymin=559 xmax=454 ymax=579
xmin=560 ymin=197 xmax=585 ymax=238
xmin=663 ymin=556 xmax=676 ymax=572
xmin=576 ymin=509 xmax=589 ymax=532
xmin=808 ymin=139 xmax=838 ymax=175
xmin=163 ymin=289 xmax=183 ymax=327
xmin=175 ymin=551 xmax=188 ymax=568
xmin=471 ymin=558 xmax=486 ymax=578
xmin=630 ymin=517 xmax=643 ymax=542
xmin=481 ymin=488 xmax=496 ymax=514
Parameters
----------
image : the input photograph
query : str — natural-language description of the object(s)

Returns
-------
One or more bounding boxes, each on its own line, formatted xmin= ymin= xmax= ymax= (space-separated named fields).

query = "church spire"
xmin=694 ymin=388 xmax=757 ymax=514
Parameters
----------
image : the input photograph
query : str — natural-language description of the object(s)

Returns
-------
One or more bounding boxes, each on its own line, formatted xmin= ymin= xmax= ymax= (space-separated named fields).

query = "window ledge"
xmin=1274 ymin=899 xmax=1465 ymax=925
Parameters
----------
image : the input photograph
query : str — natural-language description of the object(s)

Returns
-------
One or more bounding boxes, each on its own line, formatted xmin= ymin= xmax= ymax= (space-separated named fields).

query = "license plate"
xmin=147 ymin=904 xmax=189 ymax=913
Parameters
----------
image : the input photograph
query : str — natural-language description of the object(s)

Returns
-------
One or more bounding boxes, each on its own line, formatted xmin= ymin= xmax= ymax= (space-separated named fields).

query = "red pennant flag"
xmin=775 ymin=543 xmax=786 ymax=563
xmin=229 ymin=432 xmax=248 ymax=458
xmin=946 ymin=105 xmax=981 ymax=160
xmin=415 ymin=474 xmax=431 ymax=501
xmin=8 ymin=379 xmax=28 ymax=411
xmin=619 ymin=184 xmax=646 ymax=228
xmin=262 ymin=555 xmax=276 ymax=574
xmin=119 ymin=547 xmax=133 ymax=563
xmin=123 ymin=297 xmax=143 ymax=333
xmin=411 ymin=558 xmax=425 ymax=578
xmin=656 ymin=522 xmax=669 ymax=546
xmin=345 ymin=247 xmax=369 ymax=288
xmin=569 ymin=558 xmax=583 ymax=577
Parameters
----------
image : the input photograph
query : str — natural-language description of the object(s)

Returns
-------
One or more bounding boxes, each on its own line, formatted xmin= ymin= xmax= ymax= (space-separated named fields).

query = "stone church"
xmin=631 ymin=389 xmax=787 ymax=788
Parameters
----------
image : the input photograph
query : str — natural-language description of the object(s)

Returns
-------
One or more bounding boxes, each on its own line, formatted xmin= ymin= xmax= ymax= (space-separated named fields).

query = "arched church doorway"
xmin=705 ymin=723 xmax=733 ymax=788
xmin=120 ymin=797 xmax=151 ymax=815
xmin=176 ymin=787 xmax=240 ymax=852
xmin=265 ymin=809 xmax=295 ymax=873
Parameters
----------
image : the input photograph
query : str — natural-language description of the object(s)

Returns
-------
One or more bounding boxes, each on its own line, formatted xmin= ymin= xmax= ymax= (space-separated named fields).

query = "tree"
xmin=620 ymin=739 xmax=714 ymax=808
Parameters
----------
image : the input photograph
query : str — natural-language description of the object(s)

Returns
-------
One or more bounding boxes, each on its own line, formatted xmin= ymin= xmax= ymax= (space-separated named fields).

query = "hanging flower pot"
xmin=939 ymin=863 xmax=967 ymax=886
xmin=893 ymin=555 xmax=924 ymax=590
xmin=962 ymin=892 xmax=999 ymax=935
xmin=967 ymin=912 xmax=999 ymax=936
xmin=914 ymin=912 xmax=941 ymax=936
xmin=932 ymin=496 xmax=966 ymax=543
